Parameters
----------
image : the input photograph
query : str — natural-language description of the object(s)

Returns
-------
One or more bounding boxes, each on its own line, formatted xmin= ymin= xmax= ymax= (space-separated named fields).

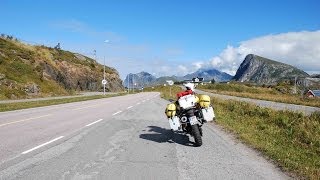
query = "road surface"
xmin=0 ymin=92 xmax=118 ymax=104
xmin=195 ymin=89 xmax=320 ymax=115
xmin=0 ymin=92 xmax=289 ymax=179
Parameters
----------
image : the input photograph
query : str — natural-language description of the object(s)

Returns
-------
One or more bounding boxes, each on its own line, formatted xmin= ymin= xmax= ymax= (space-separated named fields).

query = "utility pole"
xmin=133 ymin=74 xmax=135 ymax=93
xmin=294 ymin=76 xmax=297 ymax=94
xmin=93 ymin=50 xmax=96 ymax=61
xmin=103 ymin=56 xmax=106 ymax=95
xmin=103 ymin=40 xmax=109 ymax=96
xmin=127 ymin=74 xmax=130 ymax=94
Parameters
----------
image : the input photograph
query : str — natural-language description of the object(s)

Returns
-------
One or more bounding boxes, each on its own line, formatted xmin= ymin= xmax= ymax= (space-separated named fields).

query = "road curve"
xmin=195 ymin=89 xmax=320 ymax=115
xmin=0 ymin=92 xmax=289 ymax=179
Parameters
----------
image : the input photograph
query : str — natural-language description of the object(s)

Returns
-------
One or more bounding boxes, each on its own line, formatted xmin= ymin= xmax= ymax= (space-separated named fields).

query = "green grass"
xmin=0 ymin=93 xmax=125 ymax=112
xmin=198 ymin=83 xmax=320 ymax=108
xmin=144 ymin=85 xmax=182 ymax=100
xmin=149 ymin=85 xmax=320 ymax=179
xmin=213 ymin=98 xmax=320 ymax=179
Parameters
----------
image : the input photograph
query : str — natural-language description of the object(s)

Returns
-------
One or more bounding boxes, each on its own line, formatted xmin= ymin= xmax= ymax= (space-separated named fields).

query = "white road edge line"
xmin=22 ymin=136 xmax=64 ymax=155
xmin=86 ymin=119 xmax=103 ymax=127
xmin=112 ymin=111 xmax=122 ymax=116
xmin=127 ymin=106 xmax=133 ymax=109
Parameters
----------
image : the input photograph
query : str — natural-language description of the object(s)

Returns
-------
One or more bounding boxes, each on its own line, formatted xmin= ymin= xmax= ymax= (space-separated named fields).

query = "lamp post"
xmin=103 ymin=56 xmax=106 ymax=95
xmin=102 ymin=40 xmax=109 ymax=95
xmin=127 ymin=73 xmax=130 ymax=94
xmin=127 ymin=73 xmax=132 ymax=94
xmin=125 ymin=60 xmax=135 ymax=94
xmin=133 ymin=74 xmax=135 ymax=93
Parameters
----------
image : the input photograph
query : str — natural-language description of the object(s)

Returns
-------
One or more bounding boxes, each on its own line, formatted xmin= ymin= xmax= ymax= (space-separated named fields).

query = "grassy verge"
xmin=198 ymin=84 xmax=320 ymax=108
xmin=149 ymin=85 xmax=320 ymax=179
xmin=0 ymin=93 xmax=125 ymax=112
xmin=144 ymin=85 xmax=182 ymax=100
xmin=213 ymin=98 xmax=319 ymax=179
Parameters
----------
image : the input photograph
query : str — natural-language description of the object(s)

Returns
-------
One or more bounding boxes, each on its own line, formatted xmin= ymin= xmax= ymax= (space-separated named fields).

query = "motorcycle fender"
xmin=189 ymin=116 xmax=199 ymax=125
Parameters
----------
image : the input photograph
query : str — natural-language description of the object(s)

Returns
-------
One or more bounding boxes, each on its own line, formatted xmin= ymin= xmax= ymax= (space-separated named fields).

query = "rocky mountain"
xmin=123 ymin=71 xmax=157 ymax=88
xmin=0 ymin=36 xmax=123 ymax=99
xmin=183 ymin=68 xmax=233 ymax=82
xmin=124 ymin=68 xmax=232 ymax=87
xmin=233 ymin=54 xmax=309 ymax=84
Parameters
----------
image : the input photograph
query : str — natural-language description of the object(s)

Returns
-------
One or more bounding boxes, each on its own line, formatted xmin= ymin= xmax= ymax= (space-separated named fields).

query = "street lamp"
xmin=125 ymin=60 xmax=135 ymax=94
xmin=126 ymin=73 xmax=131 ymax=94
xmin=102 ymin=40 xmax=109 ymax=95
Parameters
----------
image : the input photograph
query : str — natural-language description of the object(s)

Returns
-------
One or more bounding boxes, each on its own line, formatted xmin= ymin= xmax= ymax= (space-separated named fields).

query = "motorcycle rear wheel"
xmin=192 ymin=125 xmax=202 ymax=146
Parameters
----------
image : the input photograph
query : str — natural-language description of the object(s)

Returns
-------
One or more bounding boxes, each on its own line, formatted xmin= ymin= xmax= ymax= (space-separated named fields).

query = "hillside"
xmin=0 ymin=36 xmax=123 ymax=99
xmin=233 ymin=54 xmax=309 ymax=84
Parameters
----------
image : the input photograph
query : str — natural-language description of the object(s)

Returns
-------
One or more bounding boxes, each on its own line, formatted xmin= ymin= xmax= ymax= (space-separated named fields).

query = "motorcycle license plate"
xmin=189 ymin=116 xmax=198 ymax=125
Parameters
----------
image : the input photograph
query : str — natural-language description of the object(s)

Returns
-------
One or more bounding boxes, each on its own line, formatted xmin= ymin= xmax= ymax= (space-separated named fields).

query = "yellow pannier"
xmin=199 ymin=94 xmax=211 ymax=108
xmin=165 ymin=103 xmax=176 ymax=117
xmin=195 ymin=96 xmax=199 ymax=103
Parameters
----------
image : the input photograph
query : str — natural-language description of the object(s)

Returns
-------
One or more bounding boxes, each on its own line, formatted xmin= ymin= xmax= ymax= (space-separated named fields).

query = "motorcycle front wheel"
xmin=192 ymin=125 xmax=202 ymax=146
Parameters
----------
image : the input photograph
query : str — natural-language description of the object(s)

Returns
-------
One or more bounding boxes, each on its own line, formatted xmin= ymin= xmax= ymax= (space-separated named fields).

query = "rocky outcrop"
xmin=0 ymin=37 xmax=124 ymax=99
xmin=233 ymin=54 xmax=309 ymax=84
xmin=124 ymin=72 xmax=157 ymax=88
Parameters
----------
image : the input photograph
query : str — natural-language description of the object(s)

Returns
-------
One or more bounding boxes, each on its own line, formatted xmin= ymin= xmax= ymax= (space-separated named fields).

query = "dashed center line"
xmin=142 ymin=100 xmax=146 ymax=102
xmin=86 ymin=119 xmax=103 ymax=127
xmin=72 ymin=104 xmax=101 ymax=111
xmin=137 ymin=102 xmax=141 ymax=105
xmin=112 ymin=111 xmax=122 ymax=116
xmin=22 ymin=136 xmax=64 ymax=155
xmin=127 ymin=106 xmax=133 ymax=109
xmin=0 ymin=114 xmax=52 ymax=128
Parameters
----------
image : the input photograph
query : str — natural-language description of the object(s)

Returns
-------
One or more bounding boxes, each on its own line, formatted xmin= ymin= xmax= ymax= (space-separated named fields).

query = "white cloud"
xmin=177 ymin=65 xmax=188 ymax=75
xmin=192 ymin=61 xmax=205 ymax=71
xmin=178 ymin=65 xmax=187 ymax=71
xmin=209 ymin=30 xmax=320 ymax=75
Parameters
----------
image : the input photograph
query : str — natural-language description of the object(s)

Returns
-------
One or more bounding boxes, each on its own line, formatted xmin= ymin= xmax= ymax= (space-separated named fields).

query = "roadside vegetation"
xmin=0 ymin=35 xmax=121 ymax=100
xmin=149 ymin=85 xmax=320 ymax=179
xmin=144 ymin=85 xmax=182 ymax=100
xmin=0 ymin=93 xmax=125 ymax=112
xmin=198 ymin=83 xmax=320 ymax=108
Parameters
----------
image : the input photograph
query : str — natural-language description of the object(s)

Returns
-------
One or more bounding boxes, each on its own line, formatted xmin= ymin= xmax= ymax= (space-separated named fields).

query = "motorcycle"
xmin=165 ymin=94 xmax=215 ymax=146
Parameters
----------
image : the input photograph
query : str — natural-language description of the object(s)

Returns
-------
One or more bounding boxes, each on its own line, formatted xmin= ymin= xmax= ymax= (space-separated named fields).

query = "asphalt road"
xmin=0 ymin=92 xmax=289 ymax=179
xmin=0 ymin=92 xmax=117 ymax=104
xmin=195 ymin=89 xmax=320 ymax=115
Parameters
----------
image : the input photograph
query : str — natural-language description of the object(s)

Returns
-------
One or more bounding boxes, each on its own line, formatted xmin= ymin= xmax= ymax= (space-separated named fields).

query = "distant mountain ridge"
xmin=123 ymin=68 xmax=233 ymax=88
xmin=233 ymin=54 xmax=309 ymax=84
xmin=184 ymin=68 xmax=232 ymax=82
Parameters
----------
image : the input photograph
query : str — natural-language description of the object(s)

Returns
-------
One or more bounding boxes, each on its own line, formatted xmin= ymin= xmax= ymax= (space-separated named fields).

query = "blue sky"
xmin=1 ymin=0 xmax=320 ymax=79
